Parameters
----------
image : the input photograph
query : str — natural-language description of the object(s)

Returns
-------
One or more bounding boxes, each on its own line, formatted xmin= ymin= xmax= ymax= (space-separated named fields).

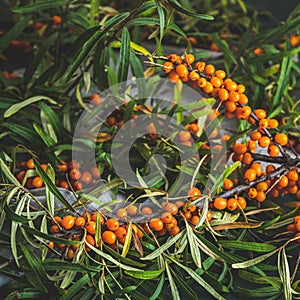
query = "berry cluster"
xmin=160 ymin=53 xmax=300 ymax=210
xmin=287 ymin=215 xmax=300 ymax=243
xmin=14 ymin=158 xmax=101 ymax=191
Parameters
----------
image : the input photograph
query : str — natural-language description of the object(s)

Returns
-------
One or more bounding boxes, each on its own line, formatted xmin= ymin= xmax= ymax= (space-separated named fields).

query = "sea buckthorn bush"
xmin=0 ymin=1 xmax=300 ymax=299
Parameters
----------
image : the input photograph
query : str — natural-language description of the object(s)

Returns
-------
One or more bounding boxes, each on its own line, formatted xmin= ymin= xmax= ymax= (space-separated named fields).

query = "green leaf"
xmin=210 ymin=161 xmax=240 ymax=194
xmin=84 ymin=243 xmax=142 ymax=271
xmin=155 ymin=0 xmax=165 ymax=43
xmin=11 ymin=0 xmax=68 ymax=13
xmin=130 ymin=49 xmax=145 ymax=98
xmin=169 ymin=257 xmax=225 ymax=300
xmin=232 ymin=247 xmax=279 ymax=269
xmin=19 ymin=243 xmax=48 ymax=293
xmin=278 ymin=248 xmax=292 ymax=300
xmin=127 ymin=18 xmax=186 ymax=37
xmin=0 ymin=15 xmax=31 ymax=53
xmin=4 ymin=95 xmax=57 ymax=118
xmin=90 ymin=0 xmax=100 ymax=27
xmin=219 ymin=240 xmax=277 ymax=253
xmin=65 ymin=12 xmax=130 ymax=81
xmin=32 ymin=158 xmax=75 ymax=212
xmin=273 ymin=55 xmax=293 ymax=106
xmin=33 ymin=124 xmax=57 ymax=147
xmin=0 ymin=159 xmax=21 ymax=186
xmin=185 ymin=220 xmax=201 ymax=268
xmin=124 ymin=269 xmax=164 ymax=280
xmin=23 ymin=33 xmax=58 ymax=84
xmin=166 ymin=0 xmax=214 ymax=20
xmin=118 ymin=27 xmax=131 ymax=83
xmin=121 ymin=220 xmax=132 ymax=257
xmin=149 ymin=273 xmax=165 ymax=300
xmin=22 ymin=224 xmax=81 ymax=245
xmin=141 ymin=230 xmax=185 ymax=260
xmin=166 ymin=262 xmax=180 ymax=300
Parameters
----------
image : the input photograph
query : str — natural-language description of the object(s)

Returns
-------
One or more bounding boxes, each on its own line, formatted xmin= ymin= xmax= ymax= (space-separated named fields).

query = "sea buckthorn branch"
xmin=217 ymin=159 xmax=300 ymax=199
xmin=156 ymin=52 xmax=300 ymax=208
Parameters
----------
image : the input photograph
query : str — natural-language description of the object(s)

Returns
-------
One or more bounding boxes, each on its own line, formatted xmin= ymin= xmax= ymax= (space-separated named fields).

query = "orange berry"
xmin=183 ymin=201 xmax=197 ymax=213
xmin=250 ymin=131 xmax=262 ymax=141
xmin=228 ymin=91 xmax=240 ymax=102
xmin=165 ymin=203 xmax=178 ymax=215
xmin=85 ymin=234 xmax=95 ymax=250
xmin=189 ymin=70 xmax=200 ymax=81
xmin=75 ymin=216 xmax=86 ymax=227
xmin=287 ymin=224 xmax=296 ymax=232
xmin=243 ymin=152 xmax=253 ymax=165
xmin=236 ymin=84 xmax=245 ymax=94
xmin=270 ymin=188 xmax=280 ymax=198
xmin=167 ymin=54 xmax=178 ymax=62
xmin=85 ymin=221 xmax=96 ymax=234
xmin=251 ymin=163 xmax=263 ymax=177
xmin=244 ymin=168 xmax=257 ymax=182
xmin=206 ymin=210 xmax=212 ymax=222
xmin=191 ymin=215 xmax=200 ymax=226
xmin=287 ymin=170 xmax=299 ymax=181
xmin=258 ymin=119 xmax=269 ymax=129
xmin=187 ymin=187 xmax=201 ymax=201
xmin=59 ymin=181 xmax=69 ymax=189
xmin=91 ymin=212 xmax=104 ymax=224
xmin=254 ymin=109 xmax=267 ymax=120
xmin=102 ymin=231 xmax=117 ymax=244
xmin=115 ymin=226 xmax=127 ymax=240
xmin=210 ymin=76 xmax=223 ymax=88
xmin=69 ymin=168 xmax=81 ymax=180
xmin=32 ymin=176 xmax=43 ymax=188
xmin=162 ymin=61 xmax=174 ymax=73
xmin=52 ymin=15 xmax=62 ymax=25
xmin=225 ymin=80 xmax=237 ymax=91
xmin=116 ymin=208 xmax=128 ymax=218
xmin=141 ymin=207 xmax=152 ymax=215
xmin=195 ymin=61 xmax=206 ymax=72
xmin=268 ymin=145 xmax=280 ymax=157
xmin=274 ymin=133 xmax=288 ymax=146
xmin=27 ymin=158 xmax=35 ymax=169
xmin=68 ymin=160 xmax=81 ymax=170
xmin=168 ymin=70 xmax=180 ymax=83
xmin=205 ymin=64 xmax=215 ymax=75
xmin=266 ymin=164 xmax=276 ymax=174
xmin=233 ymin=143 xmax=247 ymax=154
xmin=213 ymin=197 xmax=227 ymax=210
xmin=256 ymin=181 xmax=268 ymax=192
xmin=248 ymin=188 xmax=258 ymax=199
xmin=223 ymin=178 xmax=234 ymax=191
xmin=81 ymin=171 xmax=92 ymax=184
xmin=218 ymin=88 xmax=229 ymax=101
xmin=258 ymin=136 xmax=271 ymax=148
xmin=225 ymin=101 xmax=237 ymax=113
xmin=256 ymin=191 xmax=266 ymax=202
xmin=161 ymin=212 xmax=173 ymax=224
xmin=175 ymin=64 xmax=189 ymax=77
xmin=106 ymin=218 xmax=119 ymax=231
xmin=237 ymin=197 xmax=247 ymax=210
xmin=227 ymin=198 xmax=238 ymax=211
xmin=278 ymin=176 xmax=288 ymax=188
xmin=203 ymin=81 xmax=214 ymax=94
xmin=90 ymin=93 xmax=102 ymax=106
xmin=56 ymin=161 xmax=68 ymax=172
xmin=126 ymin=205 xmax=138 ymax=215
xmin=189 ymin=123 xmax=199 ymax=134
xmin=169 ymin=225 xmax=180 ymax=236
xmin=197 ymin=77 xmax=207 ymax=88
xmin=184 ymin=211 xmax=192 ymax=220
xmin=184 ymin=54 xmax=195 ymax=65
xmin=91 ymin=166 xmax=101 ymax=178
xmin=215 ymin=70 xmax=226 ymax=79
xmin=268 ymin=119 xmax=279 ymax=129
xmin=62 ymin=215 xmax=75 ymax=230
xmin=178 ymin=131 xmax=191 ymax=142
xmin=149 ymin=218 xmax=164 ymax=231
xmin=50 ymin=225 xmax=60 ymax=233
xmin=66 ymin=248 xmax=75 ymax=259
xmin=239 ymin=94 xmax=249 ymax=105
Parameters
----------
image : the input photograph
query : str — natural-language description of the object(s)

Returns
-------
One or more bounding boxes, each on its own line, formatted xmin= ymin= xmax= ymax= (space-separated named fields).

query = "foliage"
xmin=0 ymin=0 xmax=300 ymax=299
